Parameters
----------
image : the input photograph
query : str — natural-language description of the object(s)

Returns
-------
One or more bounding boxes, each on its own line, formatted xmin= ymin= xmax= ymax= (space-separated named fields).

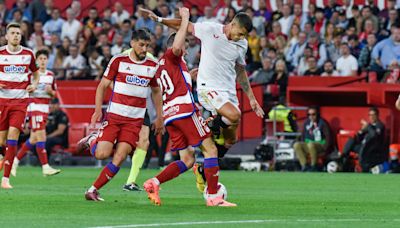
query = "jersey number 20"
xmin=157 ymin=70 xmax=175 ymax=101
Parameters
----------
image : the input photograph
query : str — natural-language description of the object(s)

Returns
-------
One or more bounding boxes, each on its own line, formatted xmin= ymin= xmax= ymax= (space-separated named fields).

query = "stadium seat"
xmin=68 ymin=123 xmax=89 ymax=154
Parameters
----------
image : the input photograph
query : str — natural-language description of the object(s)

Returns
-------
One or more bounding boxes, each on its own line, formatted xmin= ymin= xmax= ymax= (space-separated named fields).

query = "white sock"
xmin=88 ymin=186 xmax=97 ymax=193
xmin=207 ymin=193 xmax=219 ymax=199
xmin=14 ymin=157 xmax=19 ymax=164
xmin=152 ymin=177 xmax=160 ymax=186
xmin=221 ymin=116 xmax=232 ymax=126
xmin=2 ymin=177 xmax=9 ymax=183
xmin=42 ymin=164 xmax=50 ymax=169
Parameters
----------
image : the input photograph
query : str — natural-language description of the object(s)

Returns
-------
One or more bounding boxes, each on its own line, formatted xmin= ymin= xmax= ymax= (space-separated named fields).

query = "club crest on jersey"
xmin=126 ymin=75 xmax=150 ymax=86
xmin=4 ymin=65 xmax=26 ymax=73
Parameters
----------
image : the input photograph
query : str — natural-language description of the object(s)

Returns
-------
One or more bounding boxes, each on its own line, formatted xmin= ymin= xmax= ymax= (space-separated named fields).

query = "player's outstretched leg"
xmin=36 ymin=142 xmax=61 ymax=176
xmin=2 ymin=139 xmax=18 ymax=189
xmin=143 ymin=148 xmax=195 ymax=206
xmin=201 ymin=138 xmax=236 ymax=207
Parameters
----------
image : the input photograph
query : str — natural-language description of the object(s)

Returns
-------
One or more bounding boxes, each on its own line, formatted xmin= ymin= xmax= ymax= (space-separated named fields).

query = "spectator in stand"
xmin=294 ymin=106 xmax=331 ymax=171
xmin=382 ymin=61 xmax=400 ymax=83
xmin=358 ymin=33 xmax=377 ymax=71
xmin=278 ymin=4 xmax=294 ymax=36
xmin=197 ymin=6 xmax=218 ymax=23
xmin=53 ymin=38 xmax=69 ymax=79
xmin=307 ymin=3 xmax=317 ymax=24
xmin=71 ymin=0 xmax=81 ymax=19
xmin=43 ymin=8 xmax=64 ymax=38
xmin=245 ymin=7 xmax=265 ymax=37
xmin=303 ymin=21 xmax=313 ymax=36
xmin=372 ymin=23 xmax=400 ymax=72
xmin=153 ymin=24 xmax=167 ymax=54
xmin=190 ymin=5 xmax=200 ymax=23
xmin=63 ymin=44 xmax=86 ymax=80
xmin=83 ymin=7 xmax=102 ymax=34
xmin=341 ymin=0 xmax=354 ymax=19
xmin=101 ymin=19 xmax=115 ymax=44
xmin=293 ymin=3 xmax=308 ymax=30
xmin=336 ymin=42 xmax=358 ymax=76
xmin=348 ymin=34 xmax=362 ymax=59
xmin=324 ymin=0 xmax=340 ymax=19
xmin=61 ymin=7 xmax=82 ymax=43
xmin=336 ymin=10 xmax=349 ymax=29
xmin=223 ymin=7 xmax=236 ymax=25
xmin=101 ymin=45 xmax=112 ymax=70
xmin=111 ymin=33 xmax=126 ymax=56
xmin=348 ymin=5 xmax=362 ymax=29
xmin=249 ymin=56 xmax=274 ymax=84
xmin=0 ymin=1 xmax=8 ymax=25
xmin=361 ymin=6 xmax=379 ymax=33
xmin=268 ymin=21 xmax=287 ymax=46
xmin=286 ymin=23 xmax=300 ymax=50
xmin=287 ymin=31 xmax=307 ymax=70
xmin=216 ymin=0 xmax=231 ymax=24
xmin=46 ymin=98 xmax=69 ymax=156
xmin=186 ymin=35 xmax=200 ymax=70
xmin=255 ymin=0 xmax=272 ymax=23
xmin=102 ymin=8 xmax=114 ymax=24
xmin=82 ymin=27 xmax=97 ymax=48
xmin=264 ymin=59 xmax=288 ymax=107
xmin=274 ymin=36 xmax=287 ymax=60
xmin=324 ymin=23 xmax=335 ymax=45
xmin=382 ymin=9 xmax=398 ymax=36
xmin=248 ymin=28 xmax=261 ymax=72
xmin=304 ymin=56 xmax=323 ymax=76
xmin=28 ymin=20 xmax=51 ymax=51
xmin=153 ymin=2 xmax=170 ymax=18
xmin=111 ymin=2 xmax=129 ymax=25
xmin=359 ymin=19 xmax=376 ymax=44
xmin=10 ymin=9 xmax=24 ymax=24
xmin=136 ymin=8 xmax=156 ymax=34
xmin=379 ymin=0 xmax=397 ymax=20
xmin=88 ymin=48 xmax=104 ymax=81
xmin=339 ymin=107 xmax=386 ymax=172
xmin=119 ymin=19 xmax=133 ymax=46
xmin=6 ymin=0 xmax=32 ymax=23
xmin=307 ymin=31 xmax=327 ymax=68
xmin=313 ymin=8 xmax=327 ymax=35
xmin=321 ymin=60 xmax=339 ymax=76
xmin=367 ymin=0 xmax=380 ymax=15
xmin=297 ymin=46 xmax=312 ymax=76
xmin=30 ymin=0 xmax=53 ymax=23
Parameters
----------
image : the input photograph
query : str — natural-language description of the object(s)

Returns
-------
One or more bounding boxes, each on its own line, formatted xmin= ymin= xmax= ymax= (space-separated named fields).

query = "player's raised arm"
xmin=172 ymin=8 xmax=190 ymax=56
xmin=139 ymin=8 xmax=194 ymax=34
xmin=236 ymin=64 xmax=265 ymax=118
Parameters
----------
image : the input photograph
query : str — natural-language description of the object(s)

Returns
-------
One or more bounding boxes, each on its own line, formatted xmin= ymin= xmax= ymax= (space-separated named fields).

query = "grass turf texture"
xmin=0 ymin=167 xmax=399 ymax=228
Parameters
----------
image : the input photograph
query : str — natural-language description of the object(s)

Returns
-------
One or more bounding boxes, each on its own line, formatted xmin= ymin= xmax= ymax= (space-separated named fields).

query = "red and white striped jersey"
xmin=0 ymin=45 xmax=38 ymax=105
xmin=27 ymin=70 xmax=56 ymax=114
xmin=103 ymin=53 xmax=158 ymax=125
xmin=155 ymin=48 xmax=196 ymax=125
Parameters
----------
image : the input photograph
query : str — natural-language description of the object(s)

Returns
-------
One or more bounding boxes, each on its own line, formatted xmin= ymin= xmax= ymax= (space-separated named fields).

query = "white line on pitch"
xmin=88 ymin=218 xmax=396 ymax=228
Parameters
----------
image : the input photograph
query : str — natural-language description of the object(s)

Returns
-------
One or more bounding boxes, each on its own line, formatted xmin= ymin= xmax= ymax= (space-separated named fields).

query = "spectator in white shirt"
xmin=88 ymin=48 xmax=104 ymax=80
xmin=63 ymin=45 xmax=86 ymax=80
xmin=111 ymin=33 xmax=126 ymax=56
xmin=336 ymin=43 xmax=359 ymax=77
xmin=111 ymin=2 xmax=130 ymax=25
xmin=321 ymin=60 xmax=340 ymax=76
xmin=43 ymin=8 xmax=64 ymax=37
xmin=197 ymin=6 xmax=219 ymax=23
xmin=216 ymin=0 xmax=231 ymax=23
xmin=61 ymin=8 xmax=81 ymax=43
xmin=279 ymin=4 xmax=294 ymax=36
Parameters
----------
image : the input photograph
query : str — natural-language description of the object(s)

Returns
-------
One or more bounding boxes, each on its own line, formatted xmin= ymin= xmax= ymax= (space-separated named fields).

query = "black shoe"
xmin=123 ymin=183 xmax=142 ymax=192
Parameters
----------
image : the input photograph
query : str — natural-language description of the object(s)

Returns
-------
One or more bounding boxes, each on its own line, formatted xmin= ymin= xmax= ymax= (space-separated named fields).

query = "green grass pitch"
xmin=1 ymin=167 xmax=399 ymax=227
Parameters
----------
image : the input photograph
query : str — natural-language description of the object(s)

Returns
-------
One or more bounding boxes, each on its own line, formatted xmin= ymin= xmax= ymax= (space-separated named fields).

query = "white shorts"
xmin=198 ymin=89 xmax=240 ymax=115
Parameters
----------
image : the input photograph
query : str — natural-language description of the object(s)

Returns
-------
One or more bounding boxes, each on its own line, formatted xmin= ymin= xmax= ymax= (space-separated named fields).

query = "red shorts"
xmin=167 ymin=112 xmax=211 ymax=151
xmin=97 ymin=119 xmax=141 ymax=149
xmin=0 ymin=104 xmax=27 ymax=132
xmin=28 ymin=112 xmax=48 ymax=131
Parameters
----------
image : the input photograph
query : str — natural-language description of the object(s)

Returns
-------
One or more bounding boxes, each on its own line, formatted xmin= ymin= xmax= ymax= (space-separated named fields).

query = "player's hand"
xmin=91 ymin=110 xmax=102 ymax=125
xmin=250 ymin=99 xmax=265 ymax=118
xmin=139 ymin=8 xmax=158 ymax=21
xmin=189 ymin=68 xmax=198 ymax=80
xmin=179 ymin=7 xmax=190 ymax=19
xmin=0 ymin=83 xmax=5 ymax=89
xmin=26 ymin=84 xmax=37 ymax=93
xmin=45 ymin=85 xmax=53 ymax=93
xmin=152 ymin=117 xmax=165 ymax=135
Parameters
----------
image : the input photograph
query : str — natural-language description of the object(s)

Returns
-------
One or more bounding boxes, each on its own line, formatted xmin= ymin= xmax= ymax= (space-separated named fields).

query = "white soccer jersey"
xmin=193 ymin=22 xmax=248 ymax=93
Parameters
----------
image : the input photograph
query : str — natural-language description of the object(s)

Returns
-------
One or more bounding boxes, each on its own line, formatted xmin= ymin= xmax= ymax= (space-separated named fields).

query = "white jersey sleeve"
xmin=193 ymin=22 xmax=214 ymax=40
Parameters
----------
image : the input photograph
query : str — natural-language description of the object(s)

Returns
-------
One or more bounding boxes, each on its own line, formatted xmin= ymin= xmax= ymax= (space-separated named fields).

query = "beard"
xmin=135 ymin=50 xmax=146 ymax=60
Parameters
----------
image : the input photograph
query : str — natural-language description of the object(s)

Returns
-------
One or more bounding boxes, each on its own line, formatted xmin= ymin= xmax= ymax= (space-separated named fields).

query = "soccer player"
xmin=143 ymin=7 xmax=236 ymax=207
xmin=77 ymin=29 xmax=164 ymax=201
xmin=140 ymin=8 xmax=264 ymax=190
xmin=0 ymin=23 xmax=40 ymax=189
xmin=11 ymin=49 xmax=60 ymax=177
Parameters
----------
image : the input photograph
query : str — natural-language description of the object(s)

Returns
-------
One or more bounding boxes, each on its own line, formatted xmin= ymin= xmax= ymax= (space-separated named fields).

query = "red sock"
xmin=155 ymin=160 xmax=187 ymax=184
xmin=204 ymin=157 xmax=219 ymax=194
xmin=16 ymin=140 xmax=34 ymax=161
xmin=93 ymin=162 xmax=120 ymax=189
xmin=36 ymin=142 xmax=48 ymax=165
xmin=3 ymin=140 xmax=18 ymax=178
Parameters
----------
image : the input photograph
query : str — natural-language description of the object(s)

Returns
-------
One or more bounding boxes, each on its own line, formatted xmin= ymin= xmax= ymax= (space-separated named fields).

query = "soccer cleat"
xmin=123 ymin=183 xmax=142 ymax=191
xmin=0 ymin=154 xmax=4 ymax=171
xmin=10 ymin=158 xmax=19 ymax=177
xmin=42 ymin=166 xmax=61 ymax=176
xmin=77 ymin=131 xmax=99 ymax=154
xmin=85 ymin=189 xmax=104 ymax=201
xmin=1 ymin=178 xmax=13 ymax=189
xmin=143 ymin=179 xmax=161 ymax=206
xmin=206 ymin=196 xmax=237 ymax=207
xmin=193 ymin=163 xmax=206 ymax=193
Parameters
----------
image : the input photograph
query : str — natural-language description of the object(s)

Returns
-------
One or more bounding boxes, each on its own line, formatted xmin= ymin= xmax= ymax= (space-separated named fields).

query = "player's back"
xmin=155 ymin=48 xmax=195 ymax=125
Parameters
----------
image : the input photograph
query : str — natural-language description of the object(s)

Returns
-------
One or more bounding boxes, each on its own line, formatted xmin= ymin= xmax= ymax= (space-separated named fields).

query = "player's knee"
xmin=204 ymin=145 xmax=218 ymax=158
xmin=225 ymin=111 xmax=241 ymax=124
xmin=182 ymin=157 xmax=195 ymax=169
xmin=137 ymin=138 xmax=150 ymax=150
xmin=94 ymin=148 xmax=109 ymax=160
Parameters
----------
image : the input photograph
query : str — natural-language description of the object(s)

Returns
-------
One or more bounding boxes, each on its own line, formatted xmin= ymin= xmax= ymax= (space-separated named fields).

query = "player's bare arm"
xmin=172 ymin=7 xmax=190 ymax=56
xmin=235 ymin=64 xmax=265 ymax=118
xmin=92 ymin=77 xmax=113 ymax=124
xmin=26 ymin=70 xmax=40 ymax=93
xmin=139 ymin=8 xmax=194 ymax=34
xmin=151 ymin=86 xmax=165 ymax=135
xmin=396 ymin=94 xmax=400 ymax=110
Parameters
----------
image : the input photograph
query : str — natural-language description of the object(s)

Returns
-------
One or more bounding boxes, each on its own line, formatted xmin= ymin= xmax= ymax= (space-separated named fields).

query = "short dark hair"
xmin=166 ymin=32 xmax=188 ymax=47
xmin=233 ymin=12 xmax=253 ymax=33
xmin=36 ymin=49 xmax=49 ymax=58
xmin=6 ymin=22 xmax=21 ymax=31
xmin=131 ymin=29 xmax=151 ymax=41
xmin=369 ymin=107 xmax=379 ymax=115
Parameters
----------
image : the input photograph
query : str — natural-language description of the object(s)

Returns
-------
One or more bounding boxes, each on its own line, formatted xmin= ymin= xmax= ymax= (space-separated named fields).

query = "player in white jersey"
xmin=139 ymin=9 xmax=264 ymax=155
xmin=11 ymin=49 xmax=60 ymax=177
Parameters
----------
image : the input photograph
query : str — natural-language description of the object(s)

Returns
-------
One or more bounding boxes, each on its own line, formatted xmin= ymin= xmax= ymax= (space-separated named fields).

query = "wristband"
xmin=157 ymin=17 xmax=163 ymax=23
